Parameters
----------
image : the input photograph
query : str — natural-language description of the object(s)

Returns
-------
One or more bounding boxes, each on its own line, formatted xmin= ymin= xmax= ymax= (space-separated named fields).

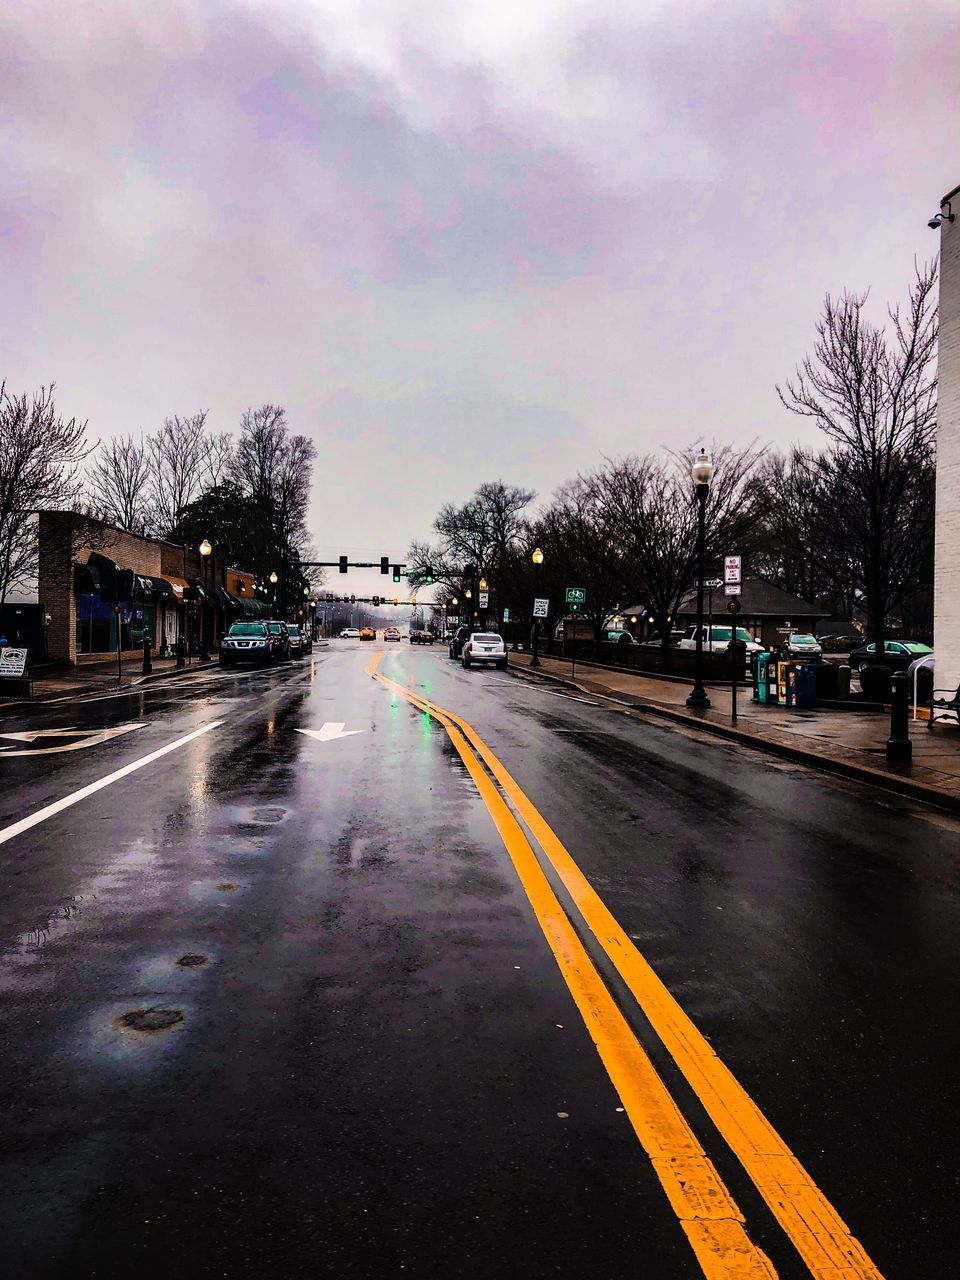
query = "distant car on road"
xmin=285 ymin=623 xmax=304 ymax=658
xmin=784 ymin=633 xmax=822 ymax=659
xmin=848 ymin=640 xmax=933 ymax=674
xmin=384 ymin=627 xmax=401 ymax=642
xmin=410 ymin=630 xmax=435 ymax=644
xmin=339 ymin=628 xmax=361 ymax=639
xmin=360 ymin=626 xmax=376 ymax=641
xmin=299 ymin=627 xmax=313 ymax=655
xmin=219 ymin=621 xmax=276 ymax=667
xmin=461 ymin=632 xmax=507 ymax=669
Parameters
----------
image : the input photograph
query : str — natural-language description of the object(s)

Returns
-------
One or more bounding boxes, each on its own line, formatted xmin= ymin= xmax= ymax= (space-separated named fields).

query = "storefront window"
xmin=76 ymin=594 xmax=157 ymax=653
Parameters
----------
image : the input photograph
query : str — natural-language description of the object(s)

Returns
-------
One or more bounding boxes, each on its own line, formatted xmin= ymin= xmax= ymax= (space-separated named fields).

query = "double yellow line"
xmin=366 ymin=651 xmax=884 ymax=1280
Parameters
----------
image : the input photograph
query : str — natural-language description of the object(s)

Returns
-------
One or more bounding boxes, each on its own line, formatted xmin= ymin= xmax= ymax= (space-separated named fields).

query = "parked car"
xmin=384 ymin=626 xmax=401 ymax=642
xmin=604 ymin=630 xmax=638 ymax=646
xmin=640 ymin=630 xmax=684 ymax=650
xmin=300 ymin=627 xmax=313 ymax=655
xmin=340 ymin=627 xmax=361 ymax=639
xmin=461 ymin=632 xmax=507 ymax=669
xmin=678 ymin=625 xmax=764 ymax=656
xmin=410 ymin=630 xmax=435 ymax=645
xmin=817 ymin=633 xmax=860 ymax=653
xmin=285 ymin=622 xmax=304 ymax=658
xmin=449 ymin=626 xmax=475 ymax=659
xmin=784 ymin=633 xmax=822 ymax=659
xmin=848 ymin=640 xmax=933 ymax=674
xmin=265 ymin=620 xmax=291 ymax=660
xmin=219 ymin=621 xmax=276 ymax=666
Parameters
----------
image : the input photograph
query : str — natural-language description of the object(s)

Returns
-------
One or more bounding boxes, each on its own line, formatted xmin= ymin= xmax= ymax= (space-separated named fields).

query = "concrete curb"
xmin=507 ymin=662 xmax=960 ymax=815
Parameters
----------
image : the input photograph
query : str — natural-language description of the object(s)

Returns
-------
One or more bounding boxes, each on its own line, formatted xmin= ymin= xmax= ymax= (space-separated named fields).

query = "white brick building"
xmin=934 ymin=182 xmax=960 ymax=704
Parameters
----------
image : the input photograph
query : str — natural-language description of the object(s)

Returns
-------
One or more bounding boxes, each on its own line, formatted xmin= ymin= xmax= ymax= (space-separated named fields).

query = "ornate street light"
xmin=531 ymin=547 xmax=544 ymax=668
xmin=686 ymin=451 xmax=715 ymax=709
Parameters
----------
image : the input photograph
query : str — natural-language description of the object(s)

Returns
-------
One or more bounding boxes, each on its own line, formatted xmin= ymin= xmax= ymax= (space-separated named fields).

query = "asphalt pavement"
xmin=2 ymin=641 xmax=958 ymax=1279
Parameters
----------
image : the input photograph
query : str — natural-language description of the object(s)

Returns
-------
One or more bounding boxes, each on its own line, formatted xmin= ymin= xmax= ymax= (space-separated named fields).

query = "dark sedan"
xmin=848 ymin=639 xmax=933 ymax=673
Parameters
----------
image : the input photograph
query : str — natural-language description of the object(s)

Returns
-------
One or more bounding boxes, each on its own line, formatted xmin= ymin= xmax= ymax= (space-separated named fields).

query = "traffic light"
xmin=424 ymin=565 xmax=435 ymax=584
xmin=350 ymin=594 xmax=356 ymax=604
xmin=339 ymin=556 xmax=348 ymax=574
xmin=393 ymin=598 xmax=398 ymax=606
xmin=380 ymin=556 xmax=389 ymax=575
xmin=392 ymin=564 xmax=401 ymax=583
xmin=326 ymin=593 xmax=334 ymax=603
xmin=373 ymin=595 xmax=380 ymax=607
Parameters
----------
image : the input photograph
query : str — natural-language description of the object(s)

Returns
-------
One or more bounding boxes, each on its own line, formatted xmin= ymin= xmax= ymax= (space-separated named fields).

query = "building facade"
xmin=38 ymin=511 xmax=266 ymax=665
xmin=934 ymin=182 xmax=960 ymax=703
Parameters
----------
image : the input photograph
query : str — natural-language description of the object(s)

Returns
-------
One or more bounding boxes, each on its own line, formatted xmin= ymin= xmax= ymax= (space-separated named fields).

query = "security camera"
xmin=928 ymin=215 xmax=943 ymax=230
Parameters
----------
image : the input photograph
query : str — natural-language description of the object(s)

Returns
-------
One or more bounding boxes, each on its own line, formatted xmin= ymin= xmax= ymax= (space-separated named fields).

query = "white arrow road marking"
xmin=296 ymin=722 xmax=365 ymax=743
xmin=0 ymin=720 xmax=224 ymax=847
xmin=0 ymin=723 xmax=147 ymax=756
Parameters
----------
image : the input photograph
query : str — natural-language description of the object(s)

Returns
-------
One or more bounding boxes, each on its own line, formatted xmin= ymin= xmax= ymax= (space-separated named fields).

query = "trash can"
xmin=795 ymin=661 xmax=817 ymax=709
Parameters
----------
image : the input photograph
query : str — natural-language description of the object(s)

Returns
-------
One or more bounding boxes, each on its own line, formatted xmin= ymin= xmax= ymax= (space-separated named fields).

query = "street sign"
xmin=727 ymin=598 xmax=742 ymax=614
xmin=724 ymin=555 xmax=742 ymax=585
xmin=697 ymin=577 xmax=723 ymax=589
xmin=502 ymin=608 xmax=510 ymax=622
xmin=0 ymin=648 xmax=27 ymax=678
xmin=533 ymin=597 xmax=549 ymax=618
xmin=478 ymin=592 xmax=489 ymax=608
xmin=724 ymin=583 xmax=741 ymax=597
xmin=565 ymin=586 xmax=586 ymax=604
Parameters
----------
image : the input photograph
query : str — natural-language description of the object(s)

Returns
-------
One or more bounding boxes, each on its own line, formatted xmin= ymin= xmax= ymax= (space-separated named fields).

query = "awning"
xmin=163 ymin=574 xmax=197 ymax=602
xmin=213 ymin=586 xmax=236 ymax=608
xmin=74 ymin=552 xmax=120 ymax=598
xmin=229 ymin=594 xmax=257 ymax=617
xmin=132 ymin=574 xmax=175 ymax=600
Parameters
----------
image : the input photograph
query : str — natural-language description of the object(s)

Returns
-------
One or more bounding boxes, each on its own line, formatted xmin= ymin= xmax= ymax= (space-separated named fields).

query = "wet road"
xmin=2 ymin=642 xmax=959 ymax=1279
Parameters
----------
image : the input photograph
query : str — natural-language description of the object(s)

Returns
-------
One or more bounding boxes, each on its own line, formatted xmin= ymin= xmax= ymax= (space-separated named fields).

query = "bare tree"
xmin=88 ymin=433 xmax=153 ymax=533
xmin=229 ymin=405 xmax=317 ymax=602
xmin=597 ymin=443 xmax=769 ymax=666
xmin=149 ymin=411 xmax=210 ymax=535
xmin=0 ymin=382 xmax=90 ymax=602
xmin=538 ymin=473 xmax=627 ymax=652
xmin=203 ymin=431 xmax=235 ymax=490
xmin=753 ymin=449 xmax=861 ymax=618
xmin=777 ymin=260 xmax=938 ymax=651
xmin=409 ymin=481 xmax=535 ymax=605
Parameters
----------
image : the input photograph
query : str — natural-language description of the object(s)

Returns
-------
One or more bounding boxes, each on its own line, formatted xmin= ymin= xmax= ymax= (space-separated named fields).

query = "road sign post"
xmin=727 ymin=597 xmax=741 ymax=722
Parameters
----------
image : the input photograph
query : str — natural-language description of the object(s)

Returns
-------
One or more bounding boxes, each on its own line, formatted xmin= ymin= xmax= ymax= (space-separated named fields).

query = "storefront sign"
xmin=0 ymin=647 xmax=28 ymax=678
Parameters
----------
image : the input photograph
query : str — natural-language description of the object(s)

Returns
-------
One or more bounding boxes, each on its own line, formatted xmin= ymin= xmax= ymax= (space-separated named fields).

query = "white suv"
xmin=462 ymin=632 xmax=507 ymax=669
xmin=678 ymin=625 xmax=763 ymax=656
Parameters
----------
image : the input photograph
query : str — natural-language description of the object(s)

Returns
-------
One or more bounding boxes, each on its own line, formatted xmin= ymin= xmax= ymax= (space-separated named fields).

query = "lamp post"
xmin=269 ymin=570 xmax=279 ymax=615
xmin=198 ymin=538 xmax=213 ymax=661
xmin=531 ymin=547 xmax=544 ymax=668
xmin=686 ymin=451 xmax=715 ymax=708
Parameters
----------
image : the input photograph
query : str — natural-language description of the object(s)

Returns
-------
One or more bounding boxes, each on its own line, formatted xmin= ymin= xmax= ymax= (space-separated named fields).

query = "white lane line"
xmin=0 ymin=719 xmax=224 ymax=847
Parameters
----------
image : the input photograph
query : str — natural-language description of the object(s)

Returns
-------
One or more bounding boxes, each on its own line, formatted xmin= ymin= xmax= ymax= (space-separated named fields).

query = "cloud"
xmin=0 ymin=0 xmax=957 ymax=563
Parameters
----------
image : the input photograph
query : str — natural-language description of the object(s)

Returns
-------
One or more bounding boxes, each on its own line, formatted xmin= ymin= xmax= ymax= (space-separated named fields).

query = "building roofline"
xmin=942 ymin=182 xmax=960 ymax=206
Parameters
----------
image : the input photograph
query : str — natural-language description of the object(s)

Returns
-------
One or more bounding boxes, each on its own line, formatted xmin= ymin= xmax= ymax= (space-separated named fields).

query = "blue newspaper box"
xmin=795 ymin=661 xmax=817 ymax=709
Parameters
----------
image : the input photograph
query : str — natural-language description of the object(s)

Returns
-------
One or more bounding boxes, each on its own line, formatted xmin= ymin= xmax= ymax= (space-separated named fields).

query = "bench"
xmin=928 ymin=684 xmax=960 ymax=728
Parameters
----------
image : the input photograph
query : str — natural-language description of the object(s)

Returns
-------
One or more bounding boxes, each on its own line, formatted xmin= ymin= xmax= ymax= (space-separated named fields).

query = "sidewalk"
xmin=507 ymin=651 xmax=960 ymax=812
xmin=0 ymin=655 xmax=214 ymax=712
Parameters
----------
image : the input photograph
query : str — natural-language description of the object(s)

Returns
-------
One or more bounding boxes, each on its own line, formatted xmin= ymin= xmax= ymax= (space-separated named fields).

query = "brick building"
xmin=38 ymin=511 xmax=265 ymax=665
xmin=934 ymin=182 xmax=960 ymax=703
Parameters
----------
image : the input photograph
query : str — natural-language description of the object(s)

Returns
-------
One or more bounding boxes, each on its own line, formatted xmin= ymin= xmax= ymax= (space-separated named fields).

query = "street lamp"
xmin=686 ymin=451 xmax=715 ymax=709
xmin=531 ymin=547 xmax=544 ymax=668
xmin=198 ymin=538 xmax=213 ymax=661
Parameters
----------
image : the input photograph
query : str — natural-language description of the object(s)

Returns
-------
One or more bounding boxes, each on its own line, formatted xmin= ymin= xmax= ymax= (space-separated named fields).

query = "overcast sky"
xmin=3 ymin=0 xmax=958 ymax=600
